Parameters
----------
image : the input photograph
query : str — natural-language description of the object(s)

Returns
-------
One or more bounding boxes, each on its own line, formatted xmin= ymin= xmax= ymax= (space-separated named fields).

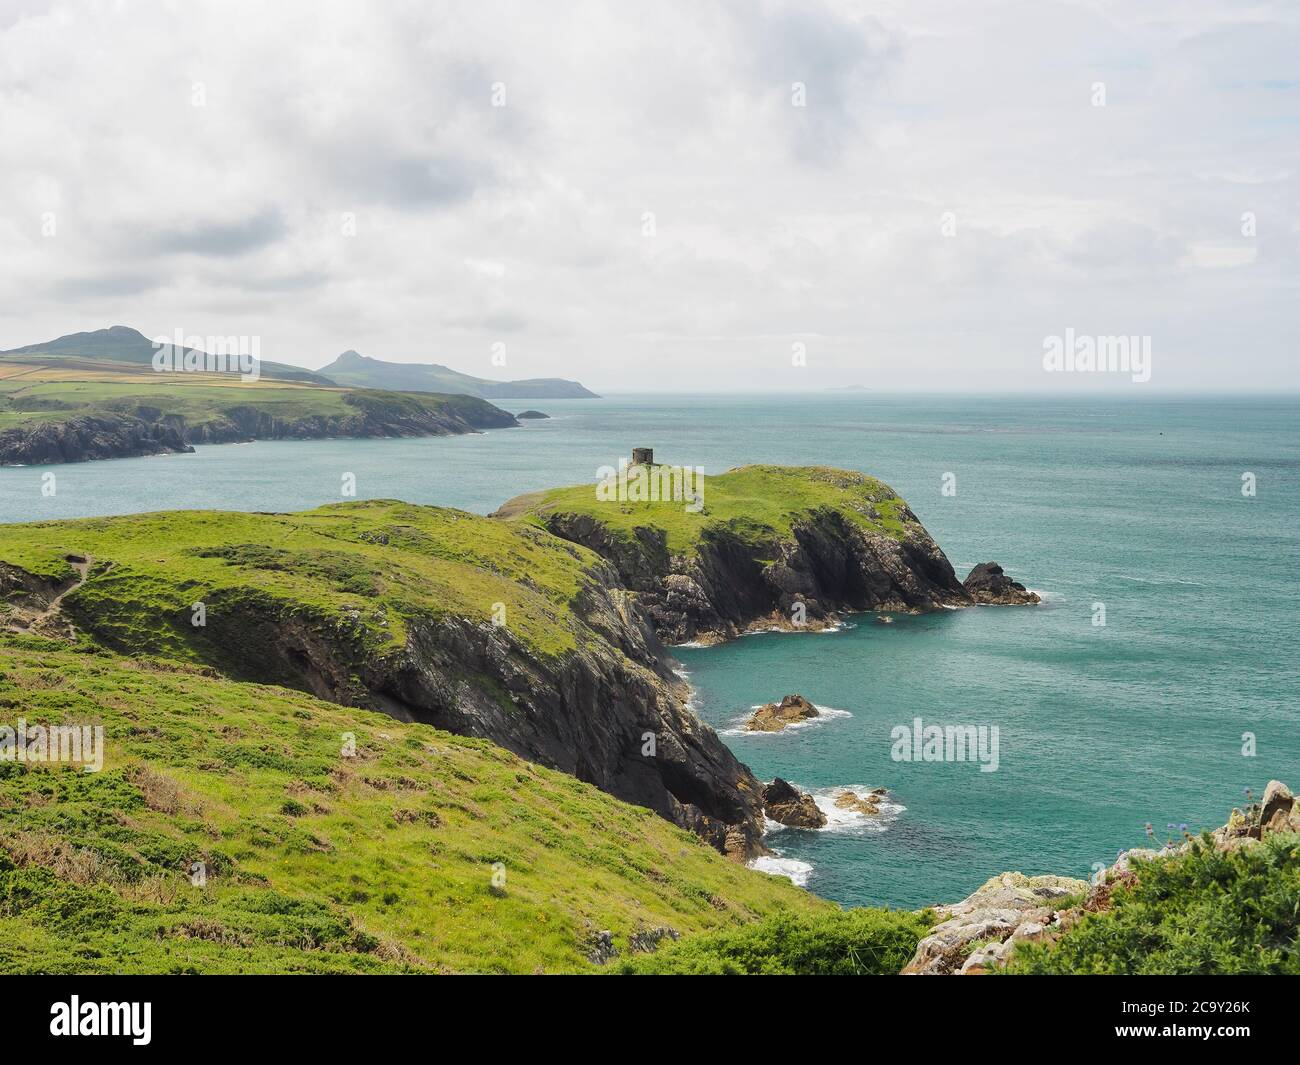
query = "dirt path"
xmin=6 ymin=554 xmax=104 ymax=637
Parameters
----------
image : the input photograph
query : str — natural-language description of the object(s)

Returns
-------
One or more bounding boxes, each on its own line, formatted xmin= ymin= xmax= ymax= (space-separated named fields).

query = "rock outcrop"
xmin=746 ymin=694 xmax=819 ymax=732
xmin=904 ymin=780 xmax=1299 ymax=975
xmin=762 ymin=779 xmax=826 ymax=829
xmin=962 ymin=562 xmax=1040 ymax=605
xmin=902 ymin=873 xmax=1086 ymax=975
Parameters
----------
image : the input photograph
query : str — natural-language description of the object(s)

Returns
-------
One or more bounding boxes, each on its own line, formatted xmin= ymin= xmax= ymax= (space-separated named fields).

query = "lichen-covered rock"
xmin=902 ymin=873 xmax=1087 ymax=975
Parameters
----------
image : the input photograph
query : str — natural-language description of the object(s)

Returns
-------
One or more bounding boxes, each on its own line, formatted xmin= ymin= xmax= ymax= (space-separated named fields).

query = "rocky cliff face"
xmin=0 ymin=395 xmax=518 ymax=465
xmin=351 ymin=576 xmax=766 ymax=858
xmin=536 ymin=507 xmax=1022 ymax=644
xmin=0 ymin=413 xmax=193 ymax=465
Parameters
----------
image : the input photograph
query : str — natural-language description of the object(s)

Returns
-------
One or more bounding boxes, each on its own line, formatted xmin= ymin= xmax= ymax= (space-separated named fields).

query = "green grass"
xmin=0 ymin=638 xmax=826 ymax=974
xmin=1006 ymin=833 xmax=1300 ymax=975
xmin=0 ymin=501 xmax=606 ymax=665
xmin=510 ymin=464 xmax=915 ymax=556
xmin=0 ymin=367 xmax=500 ymax=432
xmin=615 ymin=907 xmax=933 ymax=975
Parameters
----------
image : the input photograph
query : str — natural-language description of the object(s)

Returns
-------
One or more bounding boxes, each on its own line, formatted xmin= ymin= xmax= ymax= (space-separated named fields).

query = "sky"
xmin=0 ymin=0 xmax=1296 ymax=392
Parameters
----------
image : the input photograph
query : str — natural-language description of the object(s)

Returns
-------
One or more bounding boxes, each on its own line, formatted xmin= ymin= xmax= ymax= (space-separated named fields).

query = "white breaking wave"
xmin=748 ymin=854 xmax=813 ymax=887
xmin=1115 ymin=574 xmax=1206 ymax=588
xmin=808 ymin=784 xmax=906 ymax=835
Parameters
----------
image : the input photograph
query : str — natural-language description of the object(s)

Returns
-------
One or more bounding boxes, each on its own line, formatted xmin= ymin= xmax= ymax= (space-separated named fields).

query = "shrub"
xmin=1007 ymin=833 xmax=1300 ymax=974
xmin=616 ymin=907 xmax=932 ymax=975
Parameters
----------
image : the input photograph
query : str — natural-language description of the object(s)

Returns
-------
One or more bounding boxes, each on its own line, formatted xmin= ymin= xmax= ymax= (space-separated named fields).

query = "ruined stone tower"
xmin=631 ymin=447 xmax=653 ymax=466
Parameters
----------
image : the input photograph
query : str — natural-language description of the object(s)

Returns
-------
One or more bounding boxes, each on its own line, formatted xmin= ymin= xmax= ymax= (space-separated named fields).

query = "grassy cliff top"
xmin=505 ymin=464 xmax=913 ymax=555
xmin=0 ymin=638 xmax=823 ymax=974
xmin=0 ymin=500 xmax=602 ymax=662
xmin=0 ymin=357 xmax=503 ymax=431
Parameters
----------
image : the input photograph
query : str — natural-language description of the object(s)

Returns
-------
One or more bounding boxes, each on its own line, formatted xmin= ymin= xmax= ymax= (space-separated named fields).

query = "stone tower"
xmin=631 ymin=447 xmax=654 ymax=466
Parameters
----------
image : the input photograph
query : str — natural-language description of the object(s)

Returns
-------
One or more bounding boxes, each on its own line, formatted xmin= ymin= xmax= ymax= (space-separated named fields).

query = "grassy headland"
xmin=503 ymin=464 xmax=914 ymax=556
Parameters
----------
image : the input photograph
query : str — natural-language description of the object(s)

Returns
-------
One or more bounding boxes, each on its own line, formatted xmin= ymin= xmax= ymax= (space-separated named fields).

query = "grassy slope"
xmin=0 ymin=500 xmax=599 ymax=663
xmin=0 ymin=637 xmax=823 ymax=974
xmin=508 ymin=464 xmax=913 ymax=555
xmin=0 ymin=357 xmax=505 ymax=432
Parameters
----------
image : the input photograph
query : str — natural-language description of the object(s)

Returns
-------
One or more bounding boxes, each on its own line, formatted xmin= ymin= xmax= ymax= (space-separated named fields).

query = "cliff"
xmin=0 ymin=501 xmax=765 ymax=859
xmin=0 ymin=386 xmax=518 ymax=466
xmin=500 ymin=465 xmax=1035 ymax=643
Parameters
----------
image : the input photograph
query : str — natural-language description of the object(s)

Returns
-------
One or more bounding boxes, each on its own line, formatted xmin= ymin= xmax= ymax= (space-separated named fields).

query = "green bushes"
xmin=1008 ymin=833 xmax=1300 ymax=975
xmin=617 ymin=907 xmax=933 ymax=975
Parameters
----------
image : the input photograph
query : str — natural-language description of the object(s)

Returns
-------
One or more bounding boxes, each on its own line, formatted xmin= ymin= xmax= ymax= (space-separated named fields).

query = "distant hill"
xmin=1 ymin=326 xmax=335 ymax=385
xmin=318 ymin=349 xmax=598 ymax=399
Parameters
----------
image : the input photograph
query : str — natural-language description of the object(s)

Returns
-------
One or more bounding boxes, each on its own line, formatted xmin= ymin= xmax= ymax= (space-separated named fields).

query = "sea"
xmin=1 ymin=393 xmax=1296 ymax=909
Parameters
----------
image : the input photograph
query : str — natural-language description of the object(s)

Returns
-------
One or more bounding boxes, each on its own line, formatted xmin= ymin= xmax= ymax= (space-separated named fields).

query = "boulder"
xmin=962 ymin=562 xmax=1040 ymax=606
xmin=832 ymin=789 xmax=880 ymax=815
xmin=746 ymin=694 xmax=819 ymax=732
xmin=1260 ymin=780 xmax=1300 ymax=836
xmin=761 ymin=778 xmax=827 ymax=829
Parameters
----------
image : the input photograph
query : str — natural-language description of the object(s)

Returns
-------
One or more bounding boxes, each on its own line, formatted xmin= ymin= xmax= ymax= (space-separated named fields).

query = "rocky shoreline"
xmin=902 ymin=780 xmax=1300 ymax=974
xmin=0 ymin=397 xmax=519 ymax=466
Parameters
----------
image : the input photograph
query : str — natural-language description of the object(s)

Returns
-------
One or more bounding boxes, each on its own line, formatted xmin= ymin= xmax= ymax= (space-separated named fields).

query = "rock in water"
xmin=761 ymin=778 xmax=827 ymax=828
xmin=746 ymin=694 xmax=820 ymax=732
xmin=963 ymin=562 xmax=1040 ymax=605
xmin=832 ymin=789 xmax=881 ymax=815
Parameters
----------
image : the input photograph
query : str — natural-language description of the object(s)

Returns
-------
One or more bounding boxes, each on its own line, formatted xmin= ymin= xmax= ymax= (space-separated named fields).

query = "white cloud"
xmin=0 ymin=0 xmax=1296 ymax=391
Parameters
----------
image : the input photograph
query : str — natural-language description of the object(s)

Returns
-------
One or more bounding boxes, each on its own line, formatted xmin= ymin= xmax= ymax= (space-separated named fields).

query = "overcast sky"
xmin=0 ymin=0 xmax=1296 ymax=392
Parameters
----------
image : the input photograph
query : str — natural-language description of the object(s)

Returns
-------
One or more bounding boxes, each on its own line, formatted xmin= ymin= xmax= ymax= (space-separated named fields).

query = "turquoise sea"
xmin=2 ymin=394 xmax=1296 ymax=909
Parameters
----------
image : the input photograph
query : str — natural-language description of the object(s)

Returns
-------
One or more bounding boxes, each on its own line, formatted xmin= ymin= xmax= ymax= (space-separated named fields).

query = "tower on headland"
xmin=631 ymin=447 xmax=654 ymax=466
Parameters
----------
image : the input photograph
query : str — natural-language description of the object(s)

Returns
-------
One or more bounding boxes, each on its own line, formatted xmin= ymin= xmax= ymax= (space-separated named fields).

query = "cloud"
xmin=0 ymin=0 xmax=1295 ymax=391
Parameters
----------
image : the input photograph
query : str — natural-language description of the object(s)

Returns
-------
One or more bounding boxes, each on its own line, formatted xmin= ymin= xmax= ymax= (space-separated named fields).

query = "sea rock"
xmin=962 ymin=562 xmax=1040 ymax=606
xmin=832 ymin=789 xmax=881 ymax=815
xmin=761 ymin=778 xmax=827 ymax=829
xmin=746 ymin=694 xmax=819 ymax=732
xmin=515 ymin=410 xmax=550 ymax=420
